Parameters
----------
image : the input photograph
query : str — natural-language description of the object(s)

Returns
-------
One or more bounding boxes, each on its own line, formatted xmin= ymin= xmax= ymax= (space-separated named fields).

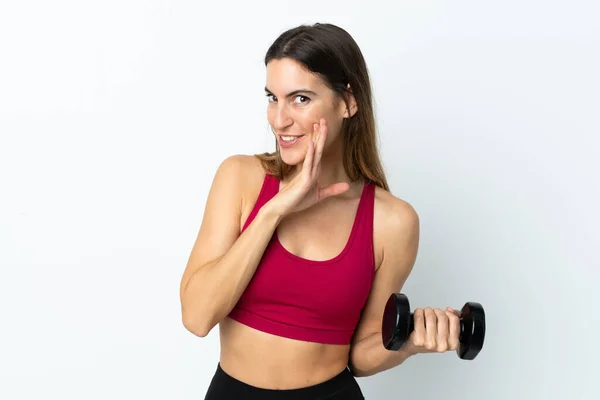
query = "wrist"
xmin=258 ymin=200 xmax=285 ymax=225
xmin=401 ymin=342 xmax=421 ymax=357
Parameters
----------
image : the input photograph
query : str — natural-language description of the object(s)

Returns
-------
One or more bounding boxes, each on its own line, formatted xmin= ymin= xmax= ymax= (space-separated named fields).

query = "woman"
xmin=179 ymin=23 xmax=462 ymax=399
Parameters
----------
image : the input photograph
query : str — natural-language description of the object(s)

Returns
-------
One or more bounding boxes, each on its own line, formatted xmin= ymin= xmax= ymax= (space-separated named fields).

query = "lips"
xmin=278 ymin=134 xmax=304 ymax=148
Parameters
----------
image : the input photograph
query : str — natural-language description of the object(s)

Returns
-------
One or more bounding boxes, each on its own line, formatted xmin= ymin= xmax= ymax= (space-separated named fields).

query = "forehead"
xmin=265 ymin=58 xmax=326 ymax=93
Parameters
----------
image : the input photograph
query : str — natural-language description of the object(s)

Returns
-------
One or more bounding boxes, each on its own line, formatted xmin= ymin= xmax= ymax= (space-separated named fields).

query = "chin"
xmin=279 ymin=148 xmax=306 ymax=167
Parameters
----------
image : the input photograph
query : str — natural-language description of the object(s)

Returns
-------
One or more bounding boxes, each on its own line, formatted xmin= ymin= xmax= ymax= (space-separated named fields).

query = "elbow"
xmin=184 ymin=321 xmax=211 ymax=338
xmin=348 ymin=353 xmax=373 ymax=378
xmin=348 ymin=363 xmax=374 ymax=378
xmin=181 ymin=311 xmax=215 ymax=338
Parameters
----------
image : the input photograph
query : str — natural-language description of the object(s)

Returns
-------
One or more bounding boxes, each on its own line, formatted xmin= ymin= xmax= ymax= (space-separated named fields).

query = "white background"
xmin=1 ymin=0 xmax=598 ymax=399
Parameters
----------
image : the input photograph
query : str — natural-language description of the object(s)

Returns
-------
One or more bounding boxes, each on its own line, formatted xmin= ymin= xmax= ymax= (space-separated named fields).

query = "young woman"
xmin=180 ymin=22 xmax=462 ymax=399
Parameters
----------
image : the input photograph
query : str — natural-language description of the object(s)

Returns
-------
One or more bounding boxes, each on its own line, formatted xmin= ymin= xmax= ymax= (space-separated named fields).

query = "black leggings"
xmin=204 ymin=363 xmax=365 ymax=400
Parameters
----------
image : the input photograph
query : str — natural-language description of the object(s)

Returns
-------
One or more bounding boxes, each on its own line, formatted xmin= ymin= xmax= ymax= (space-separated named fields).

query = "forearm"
xmin=181 ymin=202 xmax=282 ymax=336
xmin=349 ymin=333 xmax=417 ymax=377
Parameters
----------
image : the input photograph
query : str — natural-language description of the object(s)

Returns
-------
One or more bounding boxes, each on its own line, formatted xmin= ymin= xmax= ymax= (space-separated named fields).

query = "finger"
xmin=306 ymin=122 xmax=319 ymax=178
xmin=449 ymin=307 xmax=461 ymax=317
xmin=411 ymin=308 xmax=426 ymax=348
xmin=302 ymin=133 xmax=315 ymax=174
xmin=446 ymin=307 xmax=461 ymax=351
xmin=424 ymin=308 xmax=437 ymax=351
xmin=311 ymin=119 xmax=327 ymax=175
xmin=434 ymin=308 xmax=449 ymax=352
xmin=318 ymin=117 xmax=327 ymax=143
xmin=312 ymin=122 xmax=319 ymax=145
xmin=319 ymin=182 xmax=350 ymax=199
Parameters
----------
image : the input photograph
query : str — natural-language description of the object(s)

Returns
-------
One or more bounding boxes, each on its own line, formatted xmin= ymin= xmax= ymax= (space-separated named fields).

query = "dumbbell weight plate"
xmin=381 ymin=293 xmax=411 ymax=350
xmin=457 ymin=301 xmax=486 ymax=360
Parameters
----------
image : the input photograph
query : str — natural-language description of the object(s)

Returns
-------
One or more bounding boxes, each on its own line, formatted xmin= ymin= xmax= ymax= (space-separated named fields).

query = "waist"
xmin=219 ymin=317 xmax=351 ymax=389
xmin=205 ymin=362 xmax=363 ymax=400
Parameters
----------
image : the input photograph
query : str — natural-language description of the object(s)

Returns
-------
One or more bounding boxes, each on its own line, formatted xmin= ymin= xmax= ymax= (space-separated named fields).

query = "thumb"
xmin=319 ymin=182 xmax=350 ymax=199
xmin=446 ymin=307 xmax=461 ymax=317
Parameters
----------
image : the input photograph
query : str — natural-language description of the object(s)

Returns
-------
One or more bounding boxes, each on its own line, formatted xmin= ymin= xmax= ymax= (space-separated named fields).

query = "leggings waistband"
xmin=204 ymin=362 xmax=363 ymax=400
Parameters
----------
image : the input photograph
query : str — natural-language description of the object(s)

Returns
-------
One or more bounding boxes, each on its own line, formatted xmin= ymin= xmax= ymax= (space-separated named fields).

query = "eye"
xmin=294 ymin=95 xmax=310 ymax=104
xmin=264 ymin=93 xmax=310 ymax=104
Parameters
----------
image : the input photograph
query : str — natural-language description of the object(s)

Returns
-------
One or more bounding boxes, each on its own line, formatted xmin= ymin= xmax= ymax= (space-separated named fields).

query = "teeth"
xmin=281 ymin=136 xmax=300 ymax=142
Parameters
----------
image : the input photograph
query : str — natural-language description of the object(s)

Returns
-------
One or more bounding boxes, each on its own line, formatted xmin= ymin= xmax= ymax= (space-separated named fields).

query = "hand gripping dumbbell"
xmin=381 ymin=293 xmax=486 ymax=360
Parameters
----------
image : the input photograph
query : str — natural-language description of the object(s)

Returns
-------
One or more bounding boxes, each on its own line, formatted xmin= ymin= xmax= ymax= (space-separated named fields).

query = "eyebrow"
xmin=264 ymin=87 xmax=318 ymax=98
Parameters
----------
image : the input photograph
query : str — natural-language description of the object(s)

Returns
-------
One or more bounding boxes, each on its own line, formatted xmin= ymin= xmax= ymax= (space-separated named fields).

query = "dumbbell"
xmin=381 ymin=293 xmax=485 ymax=360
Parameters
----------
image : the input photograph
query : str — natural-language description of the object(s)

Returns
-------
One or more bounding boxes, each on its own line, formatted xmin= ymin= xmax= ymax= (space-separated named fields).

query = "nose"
xmin=272 ymin=103 xmax=293 ymax=132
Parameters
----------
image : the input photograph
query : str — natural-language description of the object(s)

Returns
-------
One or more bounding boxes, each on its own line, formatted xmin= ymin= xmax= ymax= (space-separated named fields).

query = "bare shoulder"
xmin=372 ymin=186 xmax=420 ymax=269
xmin=217 ymin=153 xmax=264 ymax=174
xmin=216 ymin=154 xmax=265 ymax=187
xmin=373 ymin=186 xmax=419 ymax=226
xmin=216 ymin=154 xmax=268 ymax=217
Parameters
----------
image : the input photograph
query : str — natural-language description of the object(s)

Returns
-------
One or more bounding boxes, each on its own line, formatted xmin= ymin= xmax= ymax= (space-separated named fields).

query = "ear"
xmin=342 ymin=83 xmax=358 ymax=118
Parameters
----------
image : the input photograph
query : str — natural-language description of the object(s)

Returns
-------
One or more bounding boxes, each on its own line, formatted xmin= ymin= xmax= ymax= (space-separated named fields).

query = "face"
xmin=265 ymin=58 xmax=352 ymax=166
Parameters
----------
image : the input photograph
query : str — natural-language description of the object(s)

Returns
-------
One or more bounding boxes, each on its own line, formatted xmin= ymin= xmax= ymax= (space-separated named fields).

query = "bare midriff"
xmin=218 ymin=317 xmax=351 ymax=389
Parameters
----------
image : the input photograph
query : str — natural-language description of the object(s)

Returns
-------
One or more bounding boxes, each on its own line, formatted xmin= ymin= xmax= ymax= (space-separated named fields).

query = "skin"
xmin=264 ymin=58 xmax=352 ymax=189
xmin=205 ymin=58 xmax=462 ymax=389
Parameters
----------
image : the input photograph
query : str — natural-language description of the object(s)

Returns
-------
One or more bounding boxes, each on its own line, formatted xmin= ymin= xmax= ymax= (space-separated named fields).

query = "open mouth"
xmin=280 ymin=135 xmax=303 ymax=142
xmin=278 ymin=135 xmax=304 ymax=147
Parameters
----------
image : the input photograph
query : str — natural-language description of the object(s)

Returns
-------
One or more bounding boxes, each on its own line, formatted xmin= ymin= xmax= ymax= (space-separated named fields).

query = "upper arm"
xmin=351 ymin=197 xmax=420 ymax=345
xmin=179 ymin=155 xmax=248 ymax=299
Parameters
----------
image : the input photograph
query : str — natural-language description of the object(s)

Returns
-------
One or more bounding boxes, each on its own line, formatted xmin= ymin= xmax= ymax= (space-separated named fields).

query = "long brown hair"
xmin=255 ymin=23 xmax=389 ymax=191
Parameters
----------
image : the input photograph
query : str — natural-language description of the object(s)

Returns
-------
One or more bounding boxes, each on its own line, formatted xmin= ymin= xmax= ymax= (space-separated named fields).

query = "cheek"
xmin=292 ymin=110 xmax=318 ymax=134
xmin=266 ymin=107 xmax=275 ymax=124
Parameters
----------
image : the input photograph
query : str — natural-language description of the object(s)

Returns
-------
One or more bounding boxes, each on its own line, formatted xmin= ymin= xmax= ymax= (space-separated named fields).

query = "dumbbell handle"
xmin=407 ymin=314 xmax=467 ymax=342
